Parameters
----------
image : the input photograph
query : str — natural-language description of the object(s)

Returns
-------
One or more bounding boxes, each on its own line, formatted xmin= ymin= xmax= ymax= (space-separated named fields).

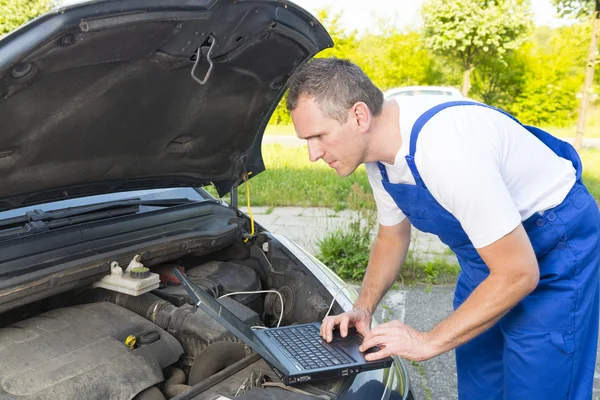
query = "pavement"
xmin=262 ymin=134 xmax=600 ymax=149
xmin=240 ymin=206 xmax=448 ymax=256
xmin=242 ymin=205 xmax=600 ymax=400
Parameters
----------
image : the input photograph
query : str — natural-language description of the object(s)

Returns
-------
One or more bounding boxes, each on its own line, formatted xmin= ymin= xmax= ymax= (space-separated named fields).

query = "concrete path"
xmin=262 ymin=134 xmax=600 ymax=149
xmin=240 ymin=206 xmax=448 ymax=256
xmin=243 ymin=206 xmax=600 ymax=399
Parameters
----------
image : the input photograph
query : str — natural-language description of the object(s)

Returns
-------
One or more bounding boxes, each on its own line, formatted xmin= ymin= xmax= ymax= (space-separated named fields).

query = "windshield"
xmin=0 ymin=187 xmax=213 ymax=221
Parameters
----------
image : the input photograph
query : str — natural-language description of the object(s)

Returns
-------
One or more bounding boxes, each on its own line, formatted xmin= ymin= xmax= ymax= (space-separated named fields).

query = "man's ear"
xmin=352 ymin=102 xmax=370 ymax=131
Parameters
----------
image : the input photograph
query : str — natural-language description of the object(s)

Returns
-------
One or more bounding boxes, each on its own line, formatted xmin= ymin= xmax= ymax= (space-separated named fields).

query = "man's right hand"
xmin=320 ymin=307 xmax=372 ymax=342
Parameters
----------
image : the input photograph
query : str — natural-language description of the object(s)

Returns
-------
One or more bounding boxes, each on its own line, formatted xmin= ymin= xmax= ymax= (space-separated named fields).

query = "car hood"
xmin=0 ymin=0 xmax=331 ymax=211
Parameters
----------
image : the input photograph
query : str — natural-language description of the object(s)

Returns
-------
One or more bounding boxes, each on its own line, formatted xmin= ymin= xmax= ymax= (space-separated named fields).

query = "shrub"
xmin=316 ymin=213 xmax=375 ymax=281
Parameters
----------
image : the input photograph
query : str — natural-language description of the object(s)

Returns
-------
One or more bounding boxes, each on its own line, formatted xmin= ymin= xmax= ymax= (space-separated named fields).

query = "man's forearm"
xmin=354 ymin=220 xmax=411 ymax=314
xmin=427 ymin=270 xmax=536 ymax=356
xmin=427 ymin=225 xmax=539 ymax=357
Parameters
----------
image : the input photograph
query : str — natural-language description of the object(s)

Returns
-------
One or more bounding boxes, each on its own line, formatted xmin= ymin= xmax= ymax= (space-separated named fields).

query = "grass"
xmin=208 ymin=144 xmax=376 ymax=211
xmin=582 ymin=148 xmax=600 ymax=201
xmin=314 ymin=208 xmax=461 ymax=285
xmin=541 ymin=107 xmax=600 ymax=139
xmin=410 ymin=361 xmax=433 ymax=400
xmin=208 ymin=144 xmax=600 ymax=210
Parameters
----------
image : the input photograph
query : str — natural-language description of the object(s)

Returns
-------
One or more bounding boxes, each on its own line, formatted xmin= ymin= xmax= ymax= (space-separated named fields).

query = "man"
xmin=286 ymin=58 xmax=600 ymax=399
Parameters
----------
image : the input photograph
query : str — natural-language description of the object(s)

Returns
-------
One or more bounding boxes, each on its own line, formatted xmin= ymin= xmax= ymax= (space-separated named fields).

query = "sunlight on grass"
xmin=542 ymin=107 xmax=600 ymax=139
xmin=207 ymin=145 xmax=600 ymax=209
xmin=208 ymin=144 xmax=375 ymax=210
xmin=581 ymin=148 xmax=600 ymax=202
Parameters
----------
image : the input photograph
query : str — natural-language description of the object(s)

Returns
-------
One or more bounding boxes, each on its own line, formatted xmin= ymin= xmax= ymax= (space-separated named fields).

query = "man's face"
xmin=291 ymin=96 xmax=367 ymax=177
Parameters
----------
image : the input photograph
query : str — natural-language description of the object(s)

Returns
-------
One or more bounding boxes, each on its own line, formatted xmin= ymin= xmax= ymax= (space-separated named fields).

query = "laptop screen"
xmin=173 ymin=268 xmax=286 ymax=372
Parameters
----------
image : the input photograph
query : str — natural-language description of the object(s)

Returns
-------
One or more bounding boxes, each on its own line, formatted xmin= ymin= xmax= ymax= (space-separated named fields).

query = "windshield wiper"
xmin=0 ymin=198 xmax=193 ymax=232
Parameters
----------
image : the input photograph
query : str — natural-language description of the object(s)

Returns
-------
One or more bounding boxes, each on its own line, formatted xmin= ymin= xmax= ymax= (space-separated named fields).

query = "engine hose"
xmin=163 ymin=367 xmax=191 ymax=399
xmin=188 ymin=342 xmax=247 ymax=385
xmin=112 ymin=292 xmax=171 ymax=320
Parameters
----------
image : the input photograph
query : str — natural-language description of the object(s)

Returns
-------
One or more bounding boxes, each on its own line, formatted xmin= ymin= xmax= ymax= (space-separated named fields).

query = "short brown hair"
xmin=286 ymin=58 xmax=383 ymax=124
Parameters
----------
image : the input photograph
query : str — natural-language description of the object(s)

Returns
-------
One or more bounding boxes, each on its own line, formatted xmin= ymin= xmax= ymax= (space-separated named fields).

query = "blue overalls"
xmin=377 ymin=101 xmax=600 ymax=399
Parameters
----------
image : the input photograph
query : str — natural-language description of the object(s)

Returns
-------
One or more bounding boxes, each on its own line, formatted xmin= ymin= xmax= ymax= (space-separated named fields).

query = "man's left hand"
xmin=359 ymin=320 xmax=437 ymax=362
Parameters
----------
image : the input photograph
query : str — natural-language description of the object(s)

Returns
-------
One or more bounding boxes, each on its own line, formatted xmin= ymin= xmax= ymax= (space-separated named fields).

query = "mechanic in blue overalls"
xmin=287 ymin=58 xmax=600 ymax=399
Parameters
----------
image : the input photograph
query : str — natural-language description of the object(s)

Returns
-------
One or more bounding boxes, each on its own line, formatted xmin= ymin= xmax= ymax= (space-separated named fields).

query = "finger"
xmin=360 ymin=334 xmax=390 ymax=352
xmin=322 ymin=316 xmax=341 ymax=342
xmin=339 ymin=315 xmax=350 ymax=338
xmin=367 ymin=322 xmax=403 ymax=338
xmin=320 ymin=317 xmax=334 ymax=339
xmin=365 ymin=348 xmax=391 ymax=362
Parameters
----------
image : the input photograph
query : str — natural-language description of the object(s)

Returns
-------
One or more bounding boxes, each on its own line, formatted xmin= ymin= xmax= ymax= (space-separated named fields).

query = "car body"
xmin=0 ymin=1 xmax=413 ymax=399
xmin=384 ymin=85 xmax=463 ymax=99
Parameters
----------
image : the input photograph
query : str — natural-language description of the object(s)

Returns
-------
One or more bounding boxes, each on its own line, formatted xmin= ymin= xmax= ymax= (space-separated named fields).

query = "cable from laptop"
xmin=323 ymin=285 xmax=353 ymax=320
xmin=219 ymin=290 xmax=284 ymax=328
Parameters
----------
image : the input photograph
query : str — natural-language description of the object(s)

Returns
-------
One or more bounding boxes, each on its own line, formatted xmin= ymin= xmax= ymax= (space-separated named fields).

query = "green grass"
xmin=541 ymin=107 xmax=600 ymax=139
xmin=208 ymin=144 xmax=600 ymax=209
xmin=214 ymin=144 xmax=376 ymax=211
xmin=582 ymin=148 xmax=600 ymax=202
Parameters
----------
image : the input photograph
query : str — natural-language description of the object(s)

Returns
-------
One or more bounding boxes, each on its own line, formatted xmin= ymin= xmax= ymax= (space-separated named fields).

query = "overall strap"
xmin=406 ymin=101 xmax=519 ymax=187
xmin=409 ymin=101 xmax=518 ymax=157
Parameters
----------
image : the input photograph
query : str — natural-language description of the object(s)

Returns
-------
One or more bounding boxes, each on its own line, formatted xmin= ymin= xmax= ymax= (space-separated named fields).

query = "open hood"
xmin=0 ymin=0 xmax=332 ymax=211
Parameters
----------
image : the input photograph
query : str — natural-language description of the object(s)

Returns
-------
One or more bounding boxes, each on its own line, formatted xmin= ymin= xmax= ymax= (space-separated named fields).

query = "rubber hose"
xmin=163 ymin=367 xmax=191 ymax=399
xmin=75 ymin=289 xmax=170 ymax=321
xmin=113 ymin=292 xmax=170 ymax=320
xmin=188 ymin=342 xmax=247 ymax=386
xmin=133 ymin=386 xmax=166 ymax=400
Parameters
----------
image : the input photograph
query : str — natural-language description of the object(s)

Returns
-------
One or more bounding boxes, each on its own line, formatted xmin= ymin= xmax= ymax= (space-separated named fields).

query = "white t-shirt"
xmin=365 ymin=96 xmax=576 ymax=248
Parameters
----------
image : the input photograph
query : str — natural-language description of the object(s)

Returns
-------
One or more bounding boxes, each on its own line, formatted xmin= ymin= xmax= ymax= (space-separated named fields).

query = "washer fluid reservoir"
xmin=93 ymin=255 xmax=160 ymax=296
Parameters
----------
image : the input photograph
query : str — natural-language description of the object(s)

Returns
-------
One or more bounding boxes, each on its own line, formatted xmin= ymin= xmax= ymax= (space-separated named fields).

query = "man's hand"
xmin=320 ymin=307 xmax=372 ymax=342
xmin=359 ymin=320 xmax=436 ymax=362
xmin=320 ymin=220 xmax=411 ymax=343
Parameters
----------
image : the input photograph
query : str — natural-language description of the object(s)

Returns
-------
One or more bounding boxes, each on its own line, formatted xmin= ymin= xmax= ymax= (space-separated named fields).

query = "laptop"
xmin=173 ymin=269 xmax=394 ymax=385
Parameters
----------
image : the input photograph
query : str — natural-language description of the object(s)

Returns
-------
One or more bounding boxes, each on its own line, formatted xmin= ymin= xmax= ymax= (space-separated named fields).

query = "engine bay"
xmin=0 ymin=224 xmax=349 ymax=400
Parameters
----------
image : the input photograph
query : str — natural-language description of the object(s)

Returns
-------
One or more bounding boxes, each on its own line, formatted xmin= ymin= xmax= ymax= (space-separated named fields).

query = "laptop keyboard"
xmin=265 ymin=325 xmax=353 ymax=370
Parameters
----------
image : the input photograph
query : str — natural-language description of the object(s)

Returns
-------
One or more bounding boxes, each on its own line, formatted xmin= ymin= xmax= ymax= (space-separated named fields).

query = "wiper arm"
xmin=0 ymin=206 xmax=141 ymax=240
xmin=0 ymin=198 xmax=193 ymax=230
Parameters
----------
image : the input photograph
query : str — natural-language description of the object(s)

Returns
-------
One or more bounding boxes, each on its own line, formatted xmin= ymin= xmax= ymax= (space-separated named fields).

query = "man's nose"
xmin=307 ymin=140 xmax=324 ymax=163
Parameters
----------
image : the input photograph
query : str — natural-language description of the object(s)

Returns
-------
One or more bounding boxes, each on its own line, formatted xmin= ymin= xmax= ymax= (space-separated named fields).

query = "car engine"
xmin=0 ymin=240 xmax=346 ymax=400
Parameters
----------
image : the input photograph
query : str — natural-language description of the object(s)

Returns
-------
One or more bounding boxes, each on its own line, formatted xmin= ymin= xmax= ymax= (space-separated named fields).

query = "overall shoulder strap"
xmin=406 ymin=101 xmax=518 ymax=187
xmin=408 ymin=100 xmax=518 ymax=157
xmin=407 ymin=100 xmax=582 ymax=181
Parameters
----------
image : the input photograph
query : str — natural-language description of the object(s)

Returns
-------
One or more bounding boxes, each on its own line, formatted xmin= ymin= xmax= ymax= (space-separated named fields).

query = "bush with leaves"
xmin=0 ymin=0 xmax=52 ymax=37
xmin=316 ymin=213 xmax=375 ymax=281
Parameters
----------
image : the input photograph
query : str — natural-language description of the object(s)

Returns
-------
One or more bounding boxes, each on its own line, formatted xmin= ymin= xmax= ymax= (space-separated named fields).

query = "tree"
xmin=0 ymin=0 xmax=52 ymax=37
xmin=421 ymin=0 xmax=532 ymax=97
xmin=553 ymin=0 xmax=600 ymax=152
xmin=505 ymin=24 xmax=589 ymax=125
xmin=354 ymin=31 xmax=447 ymax=91
xmin=471 ymin=49 xmax=528 ymax=106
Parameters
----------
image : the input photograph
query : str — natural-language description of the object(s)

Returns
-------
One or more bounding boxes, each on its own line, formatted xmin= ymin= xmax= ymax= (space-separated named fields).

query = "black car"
xmin=0 ymin=1 xmax=413 ymax=399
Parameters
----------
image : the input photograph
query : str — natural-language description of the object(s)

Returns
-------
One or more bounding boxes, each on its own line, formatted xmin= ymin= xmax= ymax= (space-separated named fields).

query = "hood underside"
xmin=0 ymin=0 xmax=332 ymax=211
